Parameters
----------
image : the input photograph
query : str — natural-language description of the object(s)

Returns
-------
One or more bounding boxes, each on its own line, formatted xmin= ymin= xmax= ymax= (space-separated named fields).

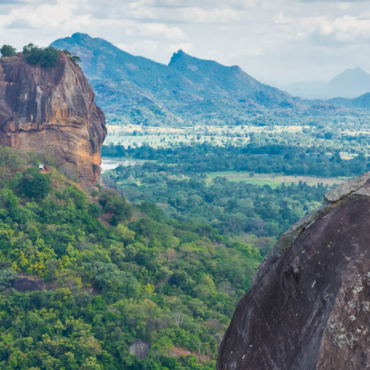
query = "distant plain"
xmin=206 ymin=172 xmax=346 ymax=188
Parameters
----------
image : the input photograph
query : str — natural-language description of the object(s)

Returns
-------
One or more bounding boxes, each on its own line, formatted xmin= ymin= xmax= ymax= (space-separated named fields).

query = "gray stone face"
xmin=129 ymin=340 xmax=150 ymax=360
xmin=0 ymin=53 xmax=107 ymax=189
xmin=217 ymin=174 xmax=370 ymax=370
xmin=324 ymin=171 xmax=370 ymax=202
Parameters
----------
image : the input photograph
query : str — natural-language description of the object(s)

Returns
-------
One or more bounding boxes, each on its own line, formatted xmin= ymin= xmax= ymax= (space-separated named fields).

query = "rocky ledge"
xmin=0 ymin=53 xmax=106 ymax=189
xmin=217 ymin=173 xmax=370 ymax=370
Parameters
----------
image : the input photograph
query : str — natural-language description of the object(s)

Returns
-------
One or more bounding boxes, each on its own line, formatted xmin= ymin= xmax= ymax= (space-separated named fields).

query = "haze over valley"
xmin=280 ymin=67 xmax=370 ymax=100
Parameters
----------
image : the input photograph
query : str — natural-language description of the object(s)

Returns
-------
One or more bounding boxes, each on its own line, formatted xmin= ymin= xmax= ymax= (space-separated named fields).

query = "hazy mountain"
xmin=281 ymin=68 xmax=370 ymax=99
xmin=322 ymin=67 xmax=370 ymax=98
xmin=328 ymin=92 xmax=370 ymax=109
xmin=51 ymin=33 xmax=303 ymax=126
xmin=280 ymin=81 xmax=327 ymax=99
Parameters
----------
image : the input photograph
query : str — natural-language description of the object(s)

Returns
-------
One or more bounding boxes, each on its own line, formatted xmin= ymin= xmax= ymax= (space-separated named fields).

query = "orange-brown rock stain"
xmin=0 ymin=53 xmax=106 ymax=189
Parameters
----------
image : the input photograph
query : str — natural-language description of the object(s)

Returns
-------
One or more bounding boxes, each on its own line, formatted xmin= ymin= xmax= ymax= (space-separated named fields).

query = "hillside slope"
xmin=51 ymin=33 xmax=304 ymax=126
xmin=0 ymin=146 xmax=263 ymax=369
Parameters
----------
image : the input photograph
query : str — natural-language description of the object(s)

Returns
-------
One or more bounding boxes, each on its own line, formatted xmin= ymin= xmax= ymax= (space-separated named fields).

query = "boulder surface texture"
xmin=0 ymin=53 xmax=106 ymax=189
xmin=217 ymin=173 xmax=370 ymax=370
xmin=129 ymin=339 xmax=150 ymax=360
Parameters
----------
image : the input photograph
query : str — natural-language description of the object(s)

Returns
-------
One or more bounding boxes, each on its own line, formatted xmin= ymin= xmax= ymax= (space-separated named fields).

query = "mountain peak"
xmin=51 ymin=33 xmax=298 ymax=125
xmin=71 ymin=32 xmax=93 ymax=41
xmin=169 ymin=49 xmax=192 ymax=65
xmin=324 ymin=67 xmax=370 ymax=96
xmin=342 ymin=67 xmax=367 ymax=76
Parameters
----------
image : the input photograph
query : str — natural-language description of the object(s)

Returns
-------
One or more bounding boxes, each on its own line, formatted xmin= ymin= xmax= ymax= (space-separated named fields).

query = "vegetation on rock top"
xmin=0 ymin=45 xmax=17 ymax=58
xmin=0 ymin=43 xmax=81 ymax=69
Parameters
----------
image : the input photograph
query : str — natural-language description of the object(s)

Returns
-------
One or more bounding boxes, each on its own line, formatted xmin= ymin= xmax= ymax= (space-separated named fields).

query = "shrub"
xmin=69 ymin=55 xmax=81 ymax=65
xmin=0 ymin=45 xmax=17 ymax=57
xmin=98 ymin=189 xmax=132 ymax=220
xmin=39 ymin=47 xmax=60 ymax=68
xmin=20 ymin=167 xmax=51 ymax=199
xmin=23 ymin=44 xmax=60 ymax=68
xmin=62 ymin=49 xmax=81 ymax=65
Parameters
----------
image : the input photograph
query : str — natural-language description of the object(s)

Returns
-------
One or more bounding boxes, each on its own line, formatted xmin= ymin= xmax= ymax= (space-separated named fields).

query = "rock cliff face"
xmin=218 ymin=173 xmax=370 ymax=370
xmin=0 ymin=53 xmax=106 ymax=189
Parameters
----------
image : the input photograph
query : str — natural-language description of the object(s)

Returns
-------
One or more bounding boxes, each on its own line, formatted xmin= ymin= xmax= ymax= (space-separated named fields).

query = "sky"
xmin=1 ymin=0 xmax=370 ymax=85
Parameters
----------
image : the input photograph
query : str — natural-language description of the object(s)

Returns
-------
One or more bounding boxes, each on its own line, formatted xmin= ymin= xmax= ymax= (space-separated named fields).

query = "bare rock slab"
xmin=129 ymin=339 xmax=150 ymax=360
xmin=218 ymin=175 xmax=370 ymax=370
xmin=0 ymin=53 xmax=106 ymax=189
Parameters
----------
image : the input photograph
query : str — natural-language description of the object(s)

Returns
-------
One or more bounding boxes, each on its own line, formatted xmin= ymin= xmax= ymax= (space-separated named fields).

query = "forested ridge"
xmin=0 ymin=146 xmax=263 ymax=370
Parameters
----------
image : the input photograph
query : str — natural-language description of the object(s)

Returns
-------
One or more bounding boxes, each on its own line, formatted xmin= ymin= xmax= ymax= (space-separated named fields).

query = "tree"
xmin=23 ymin=43 xmax=42 ymax=64
xmin=69 ymin=55 xmax=81 ymax=65
xmin=0 ymin=145 xmax=27 ymax=170
xmin=20 ymin=167 xmax=51 ymax=199
xmin=23 ymin=44 xmax=60 ymax=68
xmin=0 ymin=45 xmax=17 ymax=57
xmin=171 ymin=311 xmax=185 ymax=327
xmin=98 ymin=189 xmax=132 ymax=220
xmin=39 ymin=47 xmax=60 ymax=68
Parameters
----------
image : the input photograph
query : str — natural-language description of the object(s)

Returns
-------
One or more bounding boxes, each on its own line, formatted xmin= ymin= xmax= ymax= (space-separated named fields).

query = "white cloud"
xmin=338 ymin=2 xmax=352 ymax=10
xmin=2 ymin=0 xmax=370 ymax=84
xmin=317 ymin=15 xmax=370 ymax=43
xmin=175 ymin=8 xmax=238 ymax=23
xmin=170 ymin=42 xmax=193 ymax=53
xmin=122 ymin=4 xmax=239 ymax=23
xmin=0 ymin=0 xmax=87 ymax=29
xmin=137 ymin=23 xmax=186 ymax=39
xmin=231 ymin=47 xmax=263 ymax=57
xmin=117 ymin=40 xmax=159 ymax=55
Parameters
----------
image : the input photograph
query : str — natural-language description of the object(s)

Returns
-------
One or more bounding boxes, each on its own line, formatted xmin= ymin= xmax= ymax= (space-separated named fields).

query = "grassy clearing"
xmin=206 ymin=171 xmax=347 ymax=187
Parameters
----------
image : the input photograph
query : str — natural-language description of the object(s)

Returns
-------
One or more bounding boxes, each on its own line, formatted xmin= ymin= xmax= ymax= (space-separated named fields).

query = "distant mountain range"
xmin=280 ymin=68 xmax=370 ymax=99
xmin=51 ymin=34 xmax=369 ymax=126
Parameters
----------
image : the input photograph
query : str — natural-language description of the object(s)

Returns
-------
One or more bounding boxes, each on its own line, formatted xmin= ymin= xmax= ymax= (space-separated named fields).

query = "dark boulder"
xmin=14 ymin=277 xmax=41 ymax=293
xmin=217 ymin=173 xmax=370 ymax=370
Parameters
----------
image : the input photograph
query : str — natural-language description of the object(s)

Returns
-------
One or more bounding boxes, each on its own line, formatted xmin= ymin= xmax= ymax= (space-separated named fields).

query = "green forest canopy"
xmin=102 ymin=142 xmax=369 ymax=178
xmin=0 ymin=145 xmax=263 ymax=370
xmin=103 ymin=161 xmax=328 ymax=247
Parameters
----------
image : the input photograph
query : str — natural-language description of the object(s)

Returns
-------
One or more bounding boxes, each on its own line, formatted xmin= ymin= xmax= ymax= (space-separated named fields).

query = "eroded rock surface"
xmin=129 ymin=340 xmax=150 ymax=360
xmin=217 ymin=172 xmax=370 ymax=370
xmin=0 ymin=53 xmax=106 ymax=189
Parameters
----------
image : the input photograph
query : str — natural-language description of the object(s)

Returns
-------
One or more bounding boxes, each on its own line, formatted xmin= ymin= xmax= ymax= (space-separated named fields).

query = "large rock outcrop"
xmin=0 ymin=53 xmax=106 ymax=189
xmin=129 ymin=339 xmax=150 ymax=360
xmin=218 ymin=173 xmax=370 ymax=370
